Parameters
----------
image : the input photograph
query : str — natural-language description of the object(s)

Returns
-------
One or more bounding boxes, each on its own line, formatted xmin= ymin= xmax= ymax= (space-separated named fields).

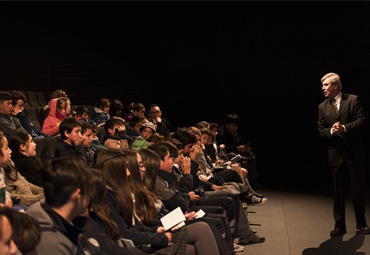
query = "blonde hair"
xmin=321 ymin=72 xmax=342 ymax=91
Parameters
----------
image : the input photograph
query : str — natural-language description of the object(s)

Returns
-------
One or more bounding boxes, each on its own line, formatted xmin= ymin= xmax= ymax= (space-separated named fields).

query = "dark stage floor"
xmin=239 ymin=181 xmax=370 ymax=255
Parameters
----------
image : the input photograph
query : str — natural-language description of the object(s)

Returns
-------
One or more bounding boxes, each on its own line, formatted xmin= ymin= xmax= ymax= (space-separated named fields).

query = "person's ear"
xmin=108 ymin=128 xmax=113 ymax=134
xmin=70 ymin=188 xmax=81 ymax=201
xmin=64 ymin=130 xmax=70 ymax=139
xmin=19 ymin=143 xmax=27 ymax=152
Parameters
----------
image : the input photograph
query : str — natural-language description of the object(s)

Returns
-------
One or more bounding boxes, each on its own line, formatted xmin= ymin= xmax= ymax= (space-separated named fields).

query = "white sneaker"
xmin=246 ymin=195 xmax=267 ymax=205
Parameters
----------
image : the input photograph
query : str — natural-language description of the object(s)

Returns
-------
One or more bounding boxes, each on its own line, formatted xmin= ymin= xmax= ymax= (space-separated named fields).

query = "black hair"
xmin=172 ymin=127 xmax=197 ymax=147
xmin=41 ymin=157 xmax=93 ymax=208
xmin=167 ymin=138 xmax=184 ymax=150
xmin=59 ymin=117 xmax=82 ymax=141
xmin=200 ymin=128 xmax=212 ymax=136
xmin=133 ymin=103 xmax=145 ymax=112
xmin=195 ymin=121 xmax=210 ymax=129
xmin=209 ymin=123 xmax=219 ymax=130
xmin=104 ymin=117 xmax=125 ymax=134
xmin=95 ymin=98 xmax=110 ymax=109
xmin=109 ymin=99 xmax=124 ymax=117
xmin=225 ymin=114 xmax=240 ymax=125
xmin=0 ymin=91 xmax=12 ymax=103
xmin=129 ymin=116 xmax=142 ymax=128
xmin=159 ymin=141 xmax=179 ymax=158
xmin=150 ymin=144 xmax=168 ymax=161
xmin=0 ymin=207 xmax=41 ymax=255
xmin=9 ymin=132 xmax=30 ymax=152
xmin=75 ymin=106 xmax=89 ymax=117
xmin=9 ymin=90 xmax=27 ymax=106
xmin=81 ymin=122 xmax=93 ymax=135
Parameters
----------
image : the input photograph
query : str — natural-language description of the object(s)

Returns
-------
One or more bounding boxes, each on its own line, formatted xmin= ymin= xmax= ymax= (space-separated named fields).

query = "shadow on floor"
xmin=302 ymin=234 xmax=366 ymax=255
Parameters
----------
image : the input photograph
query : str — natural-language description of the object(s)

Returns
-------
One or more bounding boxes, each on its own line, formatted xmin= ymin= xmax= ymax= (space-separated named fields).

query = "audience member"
xmin=9 ymin=91 xmax=49 ymax=139
xmin=55 ymin=117 xmax=87 ymax=163
xmin=0 ymin=130 xmax=13 ymax=208
xmin=75 ymin=105 xmax=95 ymax=125
xmin=42 ymin=97 xmax=70 ymax=137
xmin=9 ymin=132 xmax=42 ymax=186
xmin=26 ymin=157 xmax=102 ymax=255
xmin=92 ymin=98 xmax=110 ymax=124
xmin=127 ymin=116 xmax=142 ymax=141
xmin=148 ymin=104 xmax=172 ymax=137
xmin=80 ymin=122 xmax=95 ymax=166
xmin=1 ymin=206 xmax=41 ymax=255
xmin=103 ymin=117 xmax=128 ymax=149
xmin=217 ymin=114 xmax=262 ymax=188
xmin=0 ymin=92 xmax=28 ymax=139
xmin=0 ymin=209 xmax=18 ymax=255
xmin=124 ymin=103 xmax=145 ymax=122
xmin=140 ymin=121 xmax=156 ymax=141
xmin=109 ymin=99 xmax=124 ymax=118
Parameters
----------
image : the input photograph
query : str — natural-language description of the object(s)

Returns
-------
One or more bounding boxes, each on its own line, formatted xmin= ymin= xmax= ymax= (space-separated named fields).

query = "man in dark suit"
xmin=318 ymin=72 xmax=369 ymax=236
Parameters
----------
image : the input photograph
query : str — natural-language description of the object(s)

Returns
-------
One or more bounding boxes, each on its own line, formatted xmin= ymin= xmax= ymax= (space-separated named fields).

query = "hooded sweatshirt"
xmin=42 ymin=99 xmax=64 ymax=137
xmin=92 ymin=107 xmax=110 ymax=125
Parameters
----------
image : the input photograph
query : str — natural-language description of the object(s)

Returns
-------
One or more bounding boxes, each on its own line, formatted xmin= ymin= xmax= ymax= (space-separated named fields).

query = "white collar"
xmin=334 ymin=92 xmax=342 ymax=102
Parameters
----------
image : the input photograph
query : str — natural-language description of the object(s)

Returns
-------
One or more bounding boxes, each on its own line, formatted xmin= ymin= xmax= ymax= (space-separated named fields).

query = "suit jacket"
xmin=318 ymin=93 xmax=366 ymax=166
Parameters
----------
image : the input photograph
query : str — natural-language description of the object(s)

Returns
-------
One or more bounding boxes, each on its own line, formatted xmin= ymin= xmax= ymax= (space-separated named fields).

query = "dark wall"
xmin=1 ymin=2 xmax=370 ymax=183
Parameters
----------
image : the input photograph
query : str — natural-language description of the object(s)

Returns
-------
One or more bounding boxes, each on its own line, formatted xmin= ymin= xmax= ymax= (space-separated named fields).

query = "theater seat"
xmin=36 ymin=92 xmax=47 ymax=106
xmin=26 ymin=91 xmax=40 ymax=107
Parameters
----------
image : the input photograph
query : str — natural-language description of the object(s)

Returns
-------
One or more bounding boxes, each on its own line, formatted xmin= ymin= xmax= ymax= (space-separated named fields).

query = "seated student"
xmin=147 ymin=133 xmax=165 ymax=146
xmin=127 ymin=116 xmax=142 ymax=141
xmin=148 ymin=104 xmax=172 ymax=137
xmin=26 ymin=157 xmax=106 ymax=255
xmin=103 ymin=117 xmax=128 ymax=149
xmin=208 ymin=123 xmax=228 ymax=161
xmin=0 ymin=130 xmax=14 ymax=208
xmin=140 ymin=121 xmax=156 ymax=141
xmin=43 ymin=90 xmax=69 ymax=120
xmin=75 ymin=106 xmax=95 ymax=125
xmin=124 ymin=103 xmax=145 ymax=122
xmin=55 ymin=117 xmax=87 ymax=163
xmin=0 ymin=209 xmax=18 ymax=255
xmin=94 ymin=149 xmax=220 ymax=255
xmin=109 ymin=99 xmax=124 ymax=118
xmin=9 ymin=91 xmax=49 ymax=139
xmin=92 ymin=98 xmax=110 ymax=124
xmin=217 ymin=113 xmax=262 ymax=188
xmin=42 ymin=97 xmax=70 ymax=137
xmin=9 ymin=132 xmax=42 ymax=187
xmin=74 ymin=168 xmax=145 ymax=255
xmin=1 ymin=207 xmax=41 ymax=255
xmin=0 ymin=91 xmax=28 ymax=139
xmin=90 ymin=126 xmax=106 ymax=152
xmin=80 ymin=122 xmax=94 ymax=167
xmin=147 ymin=117 xmax=158 ymax=132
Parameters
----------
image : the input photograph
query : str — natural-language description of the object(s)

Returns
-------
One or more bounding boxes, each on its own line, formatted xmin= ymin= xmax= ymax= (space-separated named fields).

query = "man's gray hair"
xmin=321 ymin=72 xmax=342 ymax=91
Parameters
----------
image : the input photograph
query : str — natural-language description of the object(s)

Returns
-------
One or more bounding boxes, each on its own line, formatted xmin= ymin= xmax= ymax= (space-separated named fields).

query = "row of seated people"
xmin=0 ymin=90 xmax=266 ymax=255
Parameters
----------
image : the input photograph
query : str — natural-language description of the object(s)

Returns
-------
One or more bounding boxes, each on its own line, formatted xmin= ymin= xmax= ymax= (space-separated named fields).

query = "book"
xmin=160 ymin=207 xmax=186 ymax=230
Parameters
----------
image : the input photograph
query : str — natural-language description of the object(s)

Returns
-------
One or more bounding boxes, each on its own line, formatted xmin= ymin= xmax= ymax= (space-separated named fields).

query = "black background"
xmin=1 ymin=2 xmax=370 ymax=188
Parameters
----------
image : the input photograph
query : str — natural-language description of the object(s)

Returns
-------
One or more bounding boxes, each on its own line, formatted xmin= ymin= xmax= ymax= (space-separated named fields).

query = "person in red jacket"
xmin=42 ymin=97 xmax=70 ymax=137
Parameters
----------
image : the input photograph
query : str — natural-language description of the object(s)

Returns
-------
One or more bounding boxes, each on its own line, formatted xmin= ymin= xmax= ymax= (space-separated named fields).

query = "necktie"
xmin=333 ymin=99 xmax=338 ymax=114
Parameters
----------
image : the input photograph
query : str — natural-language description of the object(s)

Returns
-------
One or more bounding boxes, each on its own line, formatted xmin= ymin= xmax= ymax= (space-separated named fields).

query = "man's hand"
xmin=245 ymin=146 xmax=252 ymax=154
xmin=180 ymin=157 xmax=191 ymax=174
xmin=188 ymin=191 xmax=200 ymax=201
xmin=332 ymin=122 xmax=344 ymax=137
xmin=156 ymin=117 xmax=162 ymax=123
xmin=237 ymin=145 xmax=246 ymax=153
xmin=220 ymin=144 xmax=225 ymax=149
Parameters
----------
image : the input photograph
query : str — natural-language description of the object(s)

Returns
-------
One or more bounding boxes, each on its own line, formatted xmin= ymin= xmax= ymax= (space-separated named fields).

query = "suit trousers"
xmin=330 ymin=158 xmax=366 ymax=228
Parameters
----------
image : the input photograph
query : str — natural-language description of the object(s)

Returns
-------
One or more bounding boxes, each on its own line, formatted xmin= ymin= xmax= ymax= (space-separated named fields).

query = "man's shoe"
xmin=330 ymin=228 xmax=347 ymax=236
xmin=239 ymin=234 xmax=265 ymax=245
xmin=245 ymin=195 xmax=267 ymax=205
xmin=356 ymin=225 xmax=370 ymax=234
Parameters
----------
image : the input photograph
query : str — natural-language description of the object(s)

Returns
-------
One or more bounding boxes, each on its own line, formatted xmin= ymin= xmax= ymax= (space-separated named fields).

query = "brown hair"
xmin=138 ymin=148 xmax=160 ymax=198
xmin=122 ymin=149 xmax=158 ymax=225
xmin=9 ymin=90 xmax=27 ymax=106
xmin=49 ymin=90 xmax=68 ymax=101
